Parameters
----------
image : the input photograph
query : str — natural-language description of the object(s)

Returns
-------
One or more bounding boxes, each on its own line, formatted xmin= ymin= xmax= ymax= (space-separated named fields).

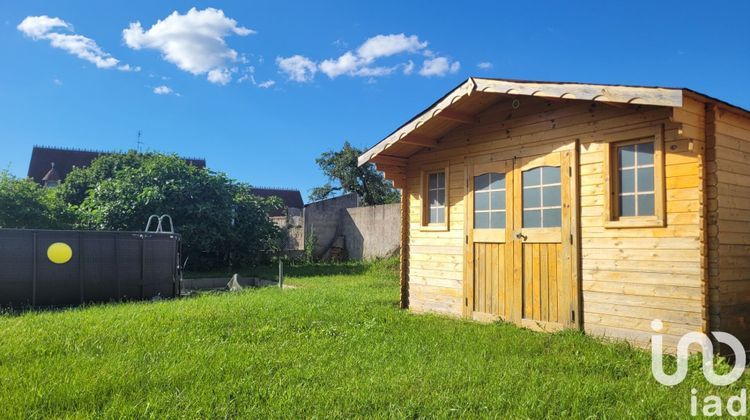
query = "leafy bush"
xmin=0 ymin=171 xmax=71 ymax=229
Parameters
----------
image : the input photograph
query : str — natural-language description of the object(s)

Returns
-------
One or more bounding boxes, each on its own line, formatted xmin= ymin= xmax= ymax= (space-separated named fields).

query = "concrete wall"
xmin=303 ymin=193 xmax=400 ymax=260
xmin=340 ymin=203 xmax=400 ymax=259
xmin=304 ymin=193 xmax=359 ymax=256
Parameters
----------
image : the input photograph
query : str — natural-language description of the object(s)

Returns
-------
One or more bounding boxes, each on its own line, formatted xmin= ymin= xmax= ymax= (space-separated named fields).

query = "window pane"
xmin=490 ymin=173 xmax=505 ymax=190
xmin=437 ymin=172 xmax=445 ymax=186
xmin=543 ymin=208 xmax=562 ymax=228
xmin=542 ymin=166 xmax=561 ymax=184
xmin=474 ymin=174 xmax=490 ymax=191
xmin=620 ymin=195 xmax=636 ymax=217
xmin=638 ymin=193 xmax=655 ymax=216
xmin=523 ymin=210 xmax=542 ymax=228
xmin=637 ymin=167 xmax=654 ymax=192
xmin=637 ymin=142 xmax=654 ymax=166
xmin=428 ymin=189 xmax=436 ymax=205
xmin=490 ymin=191 xmax=505 ymax=211
xmin=543 ymin=185 xmax=561 ymax=207
xmin=428 ymin=173 xmax=438 ymax=189
xmin=523 ymin=187 xmax=541 ymax=209
xmin=490 ymin=211 xmax=505 ymax=229
xmin=620 ymin=169 xmax=635 ymax=193
xmin=523 ymin=167 xmax=541 ymax=186
xmin=475 ymin=191 xmax=489 ymax=211
xmin=435 ymin=207 xmax=445 ymax=223
xmin=619 ymin=145 xmax=636 ymax=168
xmin=474 ymin=211 xmax=489 ymax=229
xmin=436 ymin=190 xmax=445 ymax=206
xmin=430 ymin=208 xmax=438 ymax=223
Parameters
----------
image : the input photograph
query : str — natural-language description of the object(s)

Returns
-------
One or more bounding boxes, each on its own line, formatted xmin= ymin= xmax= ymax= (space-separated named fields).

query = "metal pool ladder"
xmin=145 ymin=214 xmax=174 ymax=233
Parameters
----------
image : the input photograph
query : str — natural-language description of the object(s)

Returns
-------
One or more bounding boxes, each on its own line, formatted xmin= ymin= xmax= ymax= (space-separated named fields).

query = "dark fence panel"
xmin=0 ymin=229 xmax=180 ymax=308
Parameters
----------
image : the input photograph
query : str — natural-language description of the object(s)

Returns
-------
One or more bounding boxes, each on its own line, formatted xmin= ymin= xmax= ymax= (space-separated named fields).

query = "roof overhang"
xmin=357 ymin=77 xmax=688 ymax=168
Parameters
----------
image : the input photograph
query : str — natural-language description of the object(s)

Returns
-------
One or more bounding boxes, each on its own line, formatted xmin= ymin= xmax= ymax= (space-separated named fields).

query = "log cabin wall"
xmin=404 ymin=96 xmax=705 ymax=348
xmin=711 ymin=105 xmax=750 ymax=346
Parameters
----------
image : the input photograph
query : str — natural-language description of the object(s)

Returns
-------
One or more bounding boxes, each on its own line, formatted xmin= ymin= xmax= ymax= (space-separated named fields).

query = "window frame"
xmin=603 ymin=127 xmax=665 ymax=228
xmin=521 ymin=165 xmax=563 ymax=229
xmin=420 ymin=162 xmax=450 ymax=231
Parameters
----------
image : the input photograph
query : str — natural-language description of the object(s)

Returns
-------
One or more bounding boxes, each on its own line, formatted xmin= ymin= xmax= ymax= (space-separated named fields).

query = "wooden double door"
xmin=465 ymin=149 xmax=578 ymax=331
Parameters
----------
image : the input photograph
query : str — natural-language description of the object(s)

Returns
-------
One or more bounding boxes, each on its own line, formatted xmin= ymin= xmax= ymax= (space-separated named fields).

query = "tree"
xmin=0 ymin=171 xmax=71 ymax=229
xmin=310 ymin=141 xmax=400 ymax=205
xmin=60 ymin=152 xmax=282 ymax=269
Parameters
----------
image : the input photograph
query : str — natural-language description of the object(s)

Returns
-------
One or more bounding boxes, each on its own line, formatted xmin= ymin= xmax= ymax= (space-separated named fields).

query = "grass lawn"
xmin=0 ymin=259 xmax=745 ymax=418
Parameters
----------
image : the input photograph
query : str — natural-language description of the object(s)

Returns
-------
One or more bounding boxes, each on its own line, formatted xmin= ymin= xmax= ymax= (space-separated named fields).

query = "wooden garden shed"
xmin=358 ymin=78 xmax=750 ymax=349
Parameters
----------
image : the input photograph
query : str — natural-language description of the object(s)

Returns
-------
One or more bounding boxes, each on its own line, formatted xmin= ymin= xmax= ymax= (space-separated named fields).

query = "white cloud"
xmin=318 ymin=33 xmax=427 ymax=79
xmin=153 ymin=85 xmax=174 ymax=95
xmin=18 ymin=15 xmax=135 ymax=71
xmin=403 ymin=60 xmax=415 ymax=75
xmin=419 ymin=57 xmax=460 ymax=77
xmin=123 ymin=8 xmax=253 ymax=84
xmin=207 ymin=68 xmax=232 ymax=85
xmin=281 ymin=33 xmax=458 ymax=82
xmin=353 ymin=65 xmax=398 ymax=77
xmin=17 ymin=16 xmax=68 ymax=39
xmin=257 ymin=80 xmax=275 ymax=89
xmin=477 ymin=61 xmax=493 ymax=70
xmin=118 ymin=64 xmax=141 ymax=72
xmin=319 ymin=51 xmax=362 ymax=78
xmin=356 ymin=33 xmax=427 ymax=61
xmin=53 ymin=78 xmax=62 ymax=86
xmin=276 ymin=55 xmax=317 ymax=82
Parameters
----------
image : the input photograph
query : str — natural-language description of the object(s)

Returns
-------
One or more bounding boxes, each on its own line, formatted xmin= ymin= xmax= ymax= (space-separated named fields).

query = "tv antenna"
xmin=136 ymin=130 xmax=144 ymax=152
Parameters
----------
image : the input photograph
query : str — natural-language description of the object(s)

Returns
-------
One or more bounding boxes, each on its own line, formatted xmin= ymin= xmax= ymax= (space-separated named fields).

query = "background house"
xmin=250 ymin=187 xmax=304 ymax=252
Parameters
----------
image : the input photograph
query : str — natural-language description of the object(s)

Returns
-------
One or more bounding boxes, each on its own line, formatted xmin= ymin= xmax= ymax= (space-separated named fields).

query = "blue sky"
xmin=1 ymin=1 xmax=748 ymax=202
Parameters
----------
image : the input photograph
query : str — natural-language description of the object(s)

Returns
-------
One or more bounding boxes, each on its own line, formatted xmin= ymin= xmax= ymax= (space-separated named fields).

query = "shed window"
xmin=617 ymin=142 xmax=655 ymax=217
xmin=522 ymin=166 xmax=562 ymax=228
xmin=474 ymin=172 xmax=506 ymax=229
xmin=427 ymin=171 xmax=446 ymax=224
xmin=603 ymin=128 xmax=665 ymax=228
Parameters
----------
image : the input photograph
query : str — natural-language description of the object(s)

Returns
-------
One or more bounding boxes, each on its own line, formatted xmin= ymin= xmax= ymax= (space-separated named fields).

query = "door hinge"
xmin=465 ymin=235 xmax=468 ymax=244
xmin=465 ymin=297 xmax=469 ymax=306
xmin=570 ymin=233 xmax=574 ymax=244
xmin=571 ymin=310 xmax=576 ymax=322
xmin=569 ymin=166 xmax=572 ymax=177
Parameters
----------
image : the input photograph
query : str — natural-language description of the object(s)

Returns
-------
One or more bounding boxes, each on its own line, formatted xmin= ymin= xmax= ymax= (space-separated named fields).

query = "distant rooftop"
xmin=250 ymin=187 xmax=304 ymax=216
xmin=27 ymin=146 xmax=206 ymax=185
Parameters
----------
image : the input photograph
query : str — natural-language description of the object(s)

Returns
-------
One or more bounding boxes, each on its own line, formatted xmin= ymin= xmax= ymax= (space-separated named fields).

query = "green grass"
xmin=0 ymin=259 xmax=745 ymax=418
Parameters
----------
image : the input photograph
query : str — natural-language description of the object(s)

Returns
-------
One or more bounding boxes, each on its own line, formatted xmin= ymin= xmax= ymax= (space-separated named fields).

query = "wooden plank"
xmin=435 ymin=109 xmax=479 ymax=124
xmin=532 ymin=243 xmax=541 ymax=321
xmin=540 ymin=243 xmax=549 ymax=321
xmin=474 ymin=78 xmax=683 ymax=107
xmin=371 ymin=154 xmax=407 ymax=167
xmin=400 ymin=134 xmax=438 ymax=147
xmin=549 ymin=243 xmax=558 ymax=323
xmin=400 ymin=185 xmax=410 ymax=308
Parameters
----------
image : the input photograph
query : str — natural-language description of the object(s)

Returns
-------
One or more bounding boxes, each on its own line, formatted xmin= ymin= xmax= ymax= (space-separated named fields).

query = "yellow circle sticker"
xmin=47 ymin=242 xmax=73 ymax=264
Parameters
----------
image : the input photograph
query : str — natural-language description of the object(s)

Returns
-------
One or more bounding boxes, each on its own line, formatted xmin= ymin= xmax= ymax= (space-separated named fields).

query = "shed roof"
xmin=27 ymin=146 xmax=206 ymax=184
xmin=358 ymin=77 xmax=750 ymax=167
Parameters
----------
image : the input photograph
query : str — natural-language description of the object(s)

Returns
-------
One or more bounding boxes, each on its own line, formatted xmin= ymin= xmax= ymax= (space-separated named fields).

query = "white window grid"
xmin=428 ymin=172 xmax=445 ymax=223
xmin=474 ymin=173 xmax=506 ymax=228
xmin=618 ymin=143 xmax=655 ymax=217
xmin=522 ymin=167 xmax=562 ymax=228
